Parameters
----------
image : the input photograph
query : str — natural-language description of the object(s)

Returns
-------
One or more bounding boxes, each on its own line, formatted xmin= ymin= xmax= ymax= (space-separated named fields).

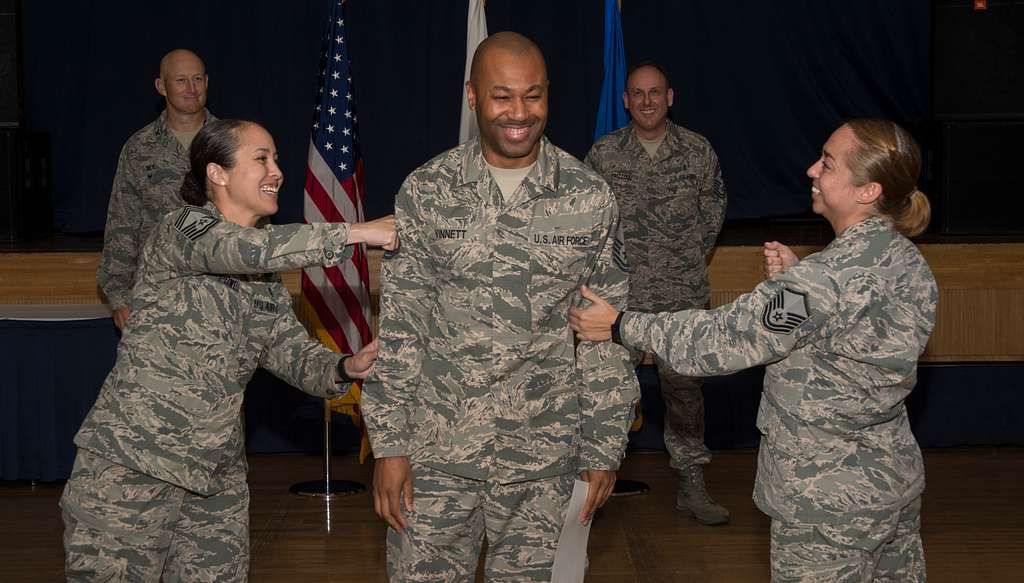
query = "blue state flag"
xmin=593 ymin=0 xmax=629 ymax=142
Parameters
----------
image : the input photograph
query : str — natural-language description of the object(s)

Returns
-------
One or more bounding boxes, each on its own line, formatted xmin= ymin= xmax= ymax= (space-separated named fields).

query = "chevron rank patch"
xmin=174 ymin=206 xmax=220 ymax=241
xmin=612 ymin=234 xmax=631 ymax=274
xmin=762 ymin=288 xmax=810 ymax=334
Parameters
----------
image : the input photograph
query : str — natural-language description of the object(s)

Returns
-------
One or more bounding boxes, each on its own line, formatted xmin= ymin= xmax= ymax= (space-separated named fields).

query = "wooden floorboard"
xmin=2 ymin=448 xmax=1022 ymax=582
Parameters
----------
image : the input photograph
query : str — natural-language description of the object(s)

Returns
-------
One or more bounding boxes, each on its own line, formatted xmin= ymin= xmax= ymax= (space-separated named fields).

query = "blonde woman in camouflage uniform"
xmin=570 ymin=119 xmax=936 ymax=582
xmin=60 ymin=119 xmax=396 ymax=582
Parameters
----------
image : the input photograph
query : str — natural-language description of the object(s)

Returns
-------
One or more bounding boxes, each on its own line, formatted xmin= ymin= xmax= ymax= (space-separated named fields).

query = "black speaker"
xmin=0 ymin=0 xmax=20 ymax=128
xmin=936 ymin=121 xmax=1024 ymax=234
xmin=933 ymin=0 xmax=1024 ymax=120
xmin=0 ymin=129 xmax=52 ymax=241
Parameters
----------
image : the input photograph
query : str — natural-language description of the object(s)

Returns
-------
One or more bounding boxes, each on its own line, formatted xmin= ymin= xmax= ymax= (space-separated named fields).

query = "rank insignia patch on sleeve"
xmin=174 ymin=207 xmax=220 ymax=241
xmin=762 ymin=288 xmax=810 ymax=334
xmin=612 ymin=236 xmax=631 ymax=273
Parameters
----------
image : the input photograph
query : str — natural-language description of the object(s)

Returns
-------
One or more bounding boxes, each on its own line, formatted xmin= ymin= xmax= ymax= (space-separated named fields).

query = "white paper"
xmin=550 ymin=479 xmax=592 ymax=583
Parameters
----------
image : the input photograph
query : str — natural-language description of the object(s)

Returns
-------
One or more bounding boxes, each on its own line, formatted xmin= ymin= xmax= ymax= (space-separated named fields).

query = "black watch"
xmin=611 ymin=311 xmax=625 ymax=346
xmin=337 ymin=354 xmax=356 ymax=382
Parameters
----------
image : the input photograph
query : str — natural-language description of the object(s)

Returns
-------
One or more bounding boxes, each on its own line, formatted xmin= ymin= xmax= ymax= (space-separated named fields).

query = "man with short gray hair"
xmin=586 ymin=59 xmax=729 ymax=525
xmin=97 ymin=49 xmax=216 ymax=329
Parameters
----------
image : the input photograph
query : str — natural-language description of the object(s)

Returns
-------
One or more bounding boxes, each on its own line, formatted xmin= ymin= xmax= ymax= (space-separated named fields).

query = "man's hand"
xmin=568 ymin=285 xmax=619 ymax=342
xmin=343 ymin=339 xmax=379 ymax=380
xmin=763 ymin=241 xmax=799 ymax=278
xmin=578 ymin=469 xmax=616 ymax=524
xmin=373 ymin=456 xmax=413 ymax=532
xmin=350 ymin=215 xmax=398 ymax=250
xmin=111 ymin=307 xmax=131 ymax=330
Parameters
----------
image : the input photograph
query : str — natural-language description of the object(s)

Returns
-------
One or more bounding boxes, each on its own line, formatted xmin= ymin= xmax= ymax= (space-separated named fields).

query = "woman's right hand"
xmin=763 ymin=241 xmax=799 ymax=278
xmin=350 ymin=215 xmax=398 ymax=250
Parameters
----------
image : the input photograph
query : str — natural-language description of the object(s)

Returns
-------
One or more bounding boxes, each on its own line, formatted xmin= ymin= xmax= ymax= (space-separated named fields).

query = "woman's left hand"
xmin=568 ymin=285 xmax=620 ymax=342
xmin=344 ymin=338 xmax=379 ymax=379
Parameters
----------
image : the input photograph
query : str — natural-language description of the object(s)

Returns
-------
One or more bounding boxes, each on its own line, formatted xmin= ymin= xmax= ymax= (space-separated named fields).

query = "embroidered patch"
xmin=217 ymin=276 xmax=240 ymax=291
xmin=253 ymin=299 xmax=279 ymax=314
xmin=761 ymin=288 xmax=810 ymax=334
xmin=612 ymin=236 xmax=631 ymax=273
xmin=174 ymin=207 xmax=220 ymax=241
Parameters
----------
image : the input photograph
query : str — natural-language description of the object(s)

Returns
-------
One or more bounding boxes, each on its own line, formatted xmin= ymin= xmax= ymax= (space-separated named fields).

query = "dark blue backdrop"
xmin=3 ymin=318 xmax=1022 ymax=481
xmin=19 ymin=0 xmax=929 ymax=232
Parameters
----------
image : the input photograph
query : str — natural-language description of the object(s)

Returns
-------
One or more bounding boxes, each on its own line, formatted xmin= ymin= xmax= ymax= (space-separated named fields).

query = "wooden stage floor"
xmin=2 ymin=448 xmax=1022 ymax=582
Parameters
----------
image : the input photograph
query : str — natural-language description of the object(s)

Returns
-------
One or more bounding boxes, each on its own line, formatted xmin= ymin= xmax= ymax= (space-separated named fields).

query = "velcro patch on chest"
xmin=253 ymin=299 xmax=279 ymax=314
xmin=761 ymin=288 xmax=810 ymax=334
xmin=174 ymin=207 xmax=220 ymax=242
xmin=217 ymin=276 xmax=240 ymax=291
xmin=434 ymin=227 xmax=469 ymax=240
xmin=532 ymin=232 xmax=591 ymax=248
xmin=609 ymin=170 xmax=635 ymax=183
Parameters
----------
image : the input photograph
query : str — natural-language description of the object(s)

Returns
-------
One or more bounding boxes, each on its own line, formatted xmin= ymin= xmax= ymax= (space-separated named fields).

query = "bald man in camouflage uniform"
xmin=582 ymin=215 xmax=935 ymax=581
xmin=97 ymin=49 xmax=215 ymax=329
xmin=364 ymin=32 xmax=639 ymax=582
xmin=585 ymin=61 xmax=728 ymax=524
xmin=63 ymin=204 xmax=372 ymax=582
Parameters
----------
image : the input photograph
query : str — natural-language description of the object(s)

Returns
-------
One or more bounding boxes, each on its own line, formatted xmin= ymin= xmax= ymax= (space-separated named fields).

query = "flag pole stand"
xmin=289 ymin=400 xmax=365 ymax=500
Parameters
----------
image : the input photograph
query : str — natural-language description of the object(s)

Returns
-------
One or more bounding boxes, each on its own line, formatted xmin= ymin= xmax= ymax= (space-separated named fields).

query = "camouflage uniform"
xmin=364 ymin=137 xmax=639 ymax=581
xmin=62 ymin=203 xmax=357 ymax=582
xmin=617 ymin=217 xmax=937 ymax=582
xmin=96 ymin=109 xmax=216 ymax=310
xmin=585 ymin=121 xmax=726 ymax=474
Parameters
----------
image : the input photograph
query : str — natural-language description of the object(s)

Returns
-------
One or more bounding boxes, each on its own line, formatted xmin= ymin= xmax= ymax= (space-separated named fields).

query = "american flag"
xmin=302 ymin=0 xmax=370 ymax=356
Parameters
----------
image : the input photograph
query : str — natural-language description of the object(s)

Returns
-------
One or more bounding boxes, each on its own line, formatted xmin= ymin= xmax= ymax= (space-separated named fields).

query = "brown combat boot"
xmin=676 ymin=465 xmax=730 ymax=526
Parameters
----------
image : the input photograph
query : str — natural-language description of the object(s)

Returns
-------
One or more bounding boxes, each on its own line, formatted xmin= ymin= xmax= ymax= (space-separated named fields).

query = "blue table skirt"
xmin=2 ymin=318 xmax=1022 ymax=481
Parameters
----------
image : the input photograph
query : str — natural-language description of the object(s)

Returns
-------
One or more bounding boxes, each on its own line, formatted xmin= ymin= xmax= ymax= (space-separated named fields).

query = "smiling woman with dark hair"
xmin=60 ymin=119 xmax=396 ymax=582
xmin=570 ymin=119 xmax=937 ymax=582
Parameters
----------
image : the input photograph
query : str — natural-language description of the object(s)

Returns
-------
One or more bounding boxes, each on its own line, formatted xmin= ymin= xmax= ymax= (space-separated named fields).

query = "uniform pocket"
xmin=527 ymin=215 xmax=593 ymax=326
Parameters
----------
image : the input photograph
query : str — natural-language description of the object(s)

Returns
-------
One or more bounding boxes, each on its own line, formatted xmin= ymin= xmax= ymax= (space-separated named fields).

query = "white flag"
xmin=459 ymin=0 xmax=488 ymax=144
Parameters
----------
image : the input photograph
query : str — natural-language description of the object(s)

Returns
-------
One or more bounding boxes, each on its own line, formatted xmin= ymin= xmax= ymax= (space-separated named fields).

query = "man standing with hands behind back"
xmin=97 ymin=49 xmax=215 ymax=329
xmin=586 ymin=60 xmax=729 ymax=525
xmin=364 ymin=32 xmax=639 ymax=582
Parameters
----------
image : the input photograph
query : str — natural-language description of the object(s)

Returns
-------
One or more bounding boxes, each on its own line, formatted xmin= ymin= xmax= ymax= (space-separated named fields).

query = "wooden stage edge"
xmin=2 ymin=243 xmax=1023 ymax=362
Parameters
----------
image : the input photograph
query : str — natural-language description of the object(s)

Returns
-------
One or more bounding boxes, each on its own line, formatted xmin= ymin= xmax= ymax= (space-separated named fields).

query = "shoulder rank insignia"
xmin=174 ymin=206 xmax=220 ymax=242
xmin=612 ymin=236 xmax=631 ymax=273
xmin=762 ymin=288 xmax=810 ymax=334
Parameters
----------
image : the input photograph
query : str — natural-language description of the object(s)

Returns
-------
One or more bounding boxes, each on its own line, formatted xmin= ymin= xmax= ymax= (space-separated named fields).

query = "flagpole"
xmin=594 ymin=0 xmax=649 ymax=499
xmin=289 ymin=399 xmax=365 ymax=501
xmin=289 ymin=0 xmax=369 ymax=504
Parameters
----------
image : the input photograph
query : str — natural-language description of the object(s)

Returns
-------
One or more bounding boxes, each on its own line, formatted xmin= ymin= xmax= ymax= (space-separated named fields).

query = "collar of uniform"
xmin=153 ymin=108 xmax=217 ymax=138
xmin=202 ymin=200 xmax=225 ymax=220
xmin=838 ymin=215 xmax=892 ymax=240
xmin=624 ymin=119 xmax=679 ymax=162
xmin=455 ymin=136 xmax=560 ymax=198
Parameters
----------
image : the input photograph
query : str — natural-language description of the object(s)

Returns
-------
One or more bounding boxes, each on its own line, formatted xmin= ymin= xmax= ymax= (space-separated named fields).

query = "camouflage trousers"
xmin=770 ymin=498 xmax=925 ymax=582
xmin=653 ymin=362 xmax=711 ymax=470
xmin=60 ymin=448 xmax=249 ymax=582
xmin=386 ymin=462 xmax=575 ymax=582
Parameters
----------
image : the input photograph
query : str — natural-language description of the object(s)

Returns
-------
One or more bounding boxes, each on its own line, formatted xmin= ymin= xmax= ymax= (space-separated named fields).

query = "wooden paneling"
xmin=0 ymin=252 xmax=105 ymax=305
xmin=2 ymin=244 xmax=1023 ymax=361
xmin=707 ymin=244 xmax=1024 ymax=362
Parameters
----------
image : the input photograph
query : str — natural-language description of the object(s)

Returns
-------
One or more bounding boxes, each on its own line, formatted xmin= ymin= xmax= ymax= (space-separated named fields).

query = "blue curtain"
xmin=21 ymin=0 xmax=928 ymax=228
